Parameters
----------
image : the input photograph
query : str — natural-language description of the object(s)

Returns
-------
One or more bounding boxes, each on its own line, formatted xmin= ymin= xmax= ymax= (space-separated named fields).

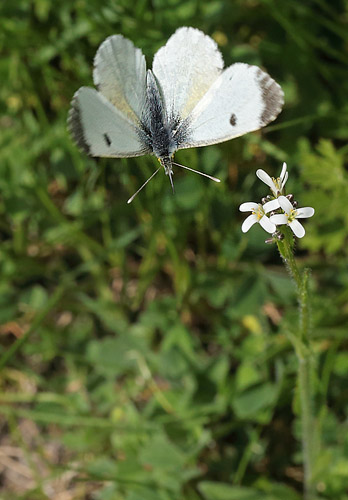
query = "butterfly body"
xmin=139 ymin=71 xmax=178 ymax=164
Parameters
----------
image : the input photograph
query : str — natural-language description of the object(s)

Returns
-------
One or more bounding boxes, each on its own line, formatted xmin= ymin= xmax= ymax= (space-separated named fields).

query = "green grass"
xmin=1 ymin=0 xmax=348 ymax=498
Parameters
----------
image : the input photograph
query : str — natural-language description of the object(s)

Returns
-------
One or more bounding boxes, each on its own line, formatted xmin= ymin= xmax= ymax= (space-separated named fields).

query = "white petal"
xmin=282 ymin=171 xmax=288 ymax=189
xmin=259 ymin=215 xmax=276 ymax=233
xmin=239 ymin=202 xmax=259 ymax=212
xmin=270 ymin=214 xmax=288 ymax=225
xmin=241 ymin=214 xmax=258 ymax=233
xmin=296 ymin=207 xmax=315 ymax=218
xmin=280 ymin=162 xmax=287 ymax=182
xmin=263 ymin=198 xmax=280 ymax=213
xmin=289 ymin=219 xmax=305 ymax=238
xmin=278 ymin=195 xmax=293 ymax=214
xmin=256 ymin=169 xmax=276 ymax=192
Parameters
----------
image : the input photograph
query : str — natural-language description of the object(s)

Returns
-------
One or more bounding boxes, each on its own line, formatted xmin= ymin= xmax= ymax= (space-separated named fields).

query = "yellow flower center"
xmin=272 ymin=176 xmax=282 ymax=193
xmin=287 ymin=208 xmax=297 ymax=222
xmin=252 ymin=205 xmax=265 ymax=220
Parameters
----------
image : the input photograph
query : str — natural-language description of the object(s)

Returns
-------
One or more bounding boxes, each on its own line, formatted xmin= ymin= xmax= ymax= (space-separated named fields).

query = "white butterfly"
xmin=68 ymin=27 xmax=284 ymax=203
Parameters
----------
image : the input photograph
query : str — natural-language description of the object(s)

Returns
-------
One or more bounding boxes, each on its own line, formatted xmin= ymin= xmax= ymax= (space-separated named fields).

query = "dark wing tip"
xmin=67 ymin=89 xmax=91 ymax=155
xmin=256 ymin=69 xmax=284 ymax=126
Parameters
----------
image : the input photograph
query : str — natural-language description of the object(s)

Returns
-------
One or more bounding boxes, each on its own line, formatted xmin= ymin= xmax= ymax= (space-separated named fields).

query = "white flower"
xmin=256 ymin=162 xmax=288 ymax=197
xmin=269 ymin=196 xmax=315 ymax=238
xmin=239 ymin=199 xmax=280 ymax=234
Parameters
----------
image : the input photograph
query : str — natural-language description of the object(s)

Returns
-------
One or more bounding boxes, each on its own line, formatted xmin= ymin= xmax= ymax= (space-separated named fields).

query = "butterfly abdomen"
xmin=138 ymin=70 xmax=178 ymax=160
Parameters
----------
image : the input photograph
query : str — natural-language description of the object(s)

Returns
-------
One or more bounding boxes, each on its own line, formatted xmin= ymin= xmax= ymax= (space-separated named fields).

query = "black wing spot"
xmin=103 ymin=133 xmax=111 ymax=146
xmin=230 ymin=113 xmax=237 ymax=126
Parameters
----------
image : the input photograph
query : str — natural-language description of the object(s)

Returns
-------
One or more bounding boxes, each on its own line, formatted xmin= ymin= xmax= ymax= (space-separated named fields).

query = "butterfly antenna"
xmin=127 ymin=166 xmax=161 ymax=204
xmin=173 ymin=162 xmax=220 ymax=183
xmin=168 ymin=171 xmax=175 ymax=194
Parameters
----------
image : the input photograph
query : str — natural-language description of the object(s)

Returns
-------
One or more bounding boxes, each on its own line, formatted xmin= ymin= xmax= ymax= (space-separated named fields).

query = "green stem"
xmin=276 ymin=231 xmax=316 ymax=500
xmin=299 ymin=354 xmax=315 ymax=500
xmin=276 ymin=227 xmax=302 ymax=290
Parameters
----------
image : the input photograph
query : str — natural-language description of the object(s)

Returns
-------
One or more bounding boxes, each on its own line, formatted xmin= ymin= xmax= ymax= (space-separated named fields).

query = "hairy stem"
xmin=277 ymin=230 xmax=316 ymax=500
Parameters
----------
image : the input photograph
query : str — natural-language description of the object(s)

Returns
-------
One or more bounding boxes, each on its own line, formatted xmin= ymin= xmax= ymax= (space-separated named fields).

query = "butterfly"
xmin=68 ymin=27 xmax=284 ymax=203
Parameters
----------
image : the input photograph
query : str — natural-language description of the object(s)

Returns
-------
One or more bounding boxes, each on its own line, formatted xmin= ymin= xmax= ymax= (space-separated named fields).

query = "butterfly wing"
xmin=152 ymin=27 xmax=223 ymax=121
xmin=177 ymin=63 xmax=284 ymax=149
xmin=68 ymin=87 xmax=150 ymax=157
xmin=93 ymin=34 xmax=148 ymax=123
xmin=69 ymin=34 xmax=152 ymax=158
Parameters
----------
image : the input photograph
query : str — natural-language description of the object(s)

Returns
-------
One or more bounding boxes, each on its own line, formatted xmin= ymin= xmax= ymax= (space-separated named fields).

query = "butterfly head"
xmin=159 ymin=156 xmax=175 ymax=193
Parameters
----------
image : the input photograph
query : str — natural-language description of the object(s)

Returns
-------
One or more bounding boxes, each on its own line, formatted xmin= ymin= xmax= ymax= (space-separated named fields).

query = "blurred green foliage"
xmin=1 ymin=0 xmax=348 ymax=498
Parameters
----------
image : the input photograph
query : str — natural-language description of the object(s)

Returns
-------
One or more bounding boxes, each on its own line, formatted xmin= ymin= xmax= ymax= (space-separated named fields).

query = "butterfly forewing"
xmin=68 ymin=87 xmax=151 ymax=158
xmin=178 ymin=63 xmax=284 ymax=149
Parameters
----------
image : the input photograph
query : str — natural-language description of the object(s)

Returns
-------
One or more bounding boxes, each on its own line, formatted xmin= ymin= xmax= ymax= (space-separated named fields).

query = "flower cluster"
xmin=239 ymin=163 xmax=314 ymax=239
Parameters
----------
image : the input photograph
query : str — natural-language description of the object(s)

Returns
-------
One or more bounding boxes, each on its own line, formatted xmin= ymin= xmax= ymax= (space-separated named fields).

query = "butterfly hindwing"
xmin=152 ymin=27 xmax=223 ymax=122
xmin=93 ymin=35 xmax=148 ymax=124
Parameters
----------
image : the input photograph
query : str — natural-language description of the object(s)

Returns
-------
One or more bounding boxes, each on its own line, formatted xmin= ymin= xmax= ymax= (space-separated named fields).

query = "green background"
xmin=1 ymin=0 xmax=348 ymax=498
